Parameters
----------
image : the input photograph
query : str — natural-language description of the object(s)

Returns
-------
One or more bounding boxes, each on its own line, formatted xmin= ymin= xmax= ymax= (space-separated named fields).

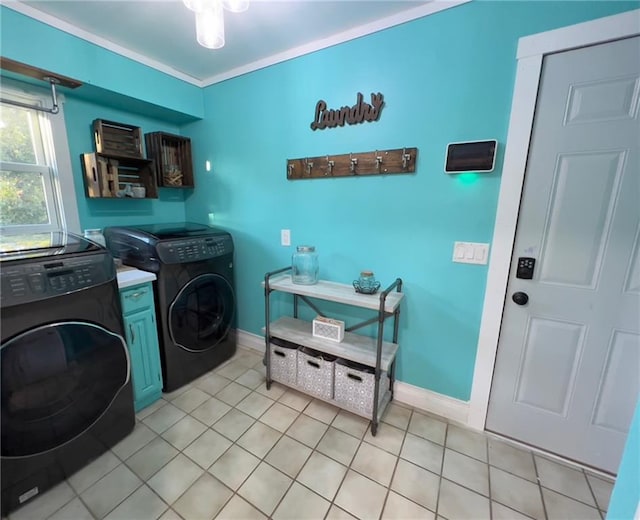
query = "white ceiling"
xmin=8 ymin=0 xmax=465 ymax=86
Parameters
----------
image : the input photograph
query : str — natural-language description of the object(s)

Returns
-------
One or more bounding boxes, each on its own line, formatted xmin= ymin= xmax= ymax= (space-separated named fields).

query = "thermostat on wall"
xmin=445 ymin=140 xmax=498 ymax=173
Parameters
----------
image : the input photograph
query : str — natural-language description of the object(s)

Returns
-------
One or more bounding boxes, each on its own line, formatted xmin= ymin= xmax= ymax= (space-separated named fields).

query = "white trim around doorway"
xmin=467 ymin=9 xmax=640 ymax=430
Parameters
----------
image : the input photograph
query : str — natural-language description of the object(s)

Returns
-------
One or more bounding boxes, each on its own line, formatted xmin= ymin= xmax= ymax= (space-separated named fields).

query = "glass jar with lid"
xmin=292 ymin=245 xmax=319 ymax=285
xmin=353 ymin=270 xmax=381 ymax=294
xmin=358 ymin=271 xmax=377 ymax=291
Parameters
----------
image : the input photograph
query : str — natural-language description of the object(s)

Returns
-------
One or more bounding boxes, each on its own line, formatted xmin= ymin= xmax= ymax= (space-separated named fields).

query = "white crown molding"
xmin=235 ymin=328 xmax=471 ymax=426
xmin=2 ymin=1 xmax=205 ymax=87
xmin=202 ymin=0 xmax=470 ymax=86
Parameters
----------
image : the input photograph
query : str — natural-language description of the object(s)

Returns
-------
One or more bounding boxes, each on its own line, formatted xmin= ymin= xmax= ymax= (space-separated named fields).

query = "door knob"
xmin=512 ymin=292 xmax=529 ymax=305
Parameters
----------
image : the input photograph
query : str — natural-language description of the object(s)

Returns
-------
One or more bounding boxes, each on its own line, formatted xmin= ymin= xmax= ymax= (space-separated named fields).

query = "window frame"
xmin=0 ymin=80 xmax=80 ymax=236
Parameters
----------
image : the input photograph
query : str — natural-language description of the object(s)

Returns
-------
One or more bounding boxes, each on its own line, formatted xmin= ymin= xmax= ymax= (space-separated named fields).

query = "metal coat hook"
xmin=287 ymin=163 xmax=295 ymax=177
xmin=402 ymin=148 xmax=412 ymax=169
xmin=305 ymin=159 xmax=314 ymax=176
xmin=375 ymin=151 xmax=383 ymax=173
xmin=326 ymin=157 xmax=334 ymax=176
xmin=350 ymin=154 xmax=358 ymax=174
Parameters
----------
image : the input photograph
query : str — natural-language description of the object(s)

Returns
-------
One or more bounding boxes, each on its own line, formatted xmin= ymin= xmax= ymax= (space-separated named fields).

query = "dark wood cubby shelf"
xmin=93 ymin=119 xmax=144 ymax=159
xmin=81 ymin=152 xmax=158 ymax=199
xmin=145 ymin=132 xmax=194 ymax=188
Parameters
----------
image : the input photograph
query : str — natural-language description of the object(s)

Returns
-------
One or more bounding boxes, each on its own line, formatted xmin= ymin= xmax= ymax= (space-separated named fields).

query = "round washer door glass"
xmin=169 ymin=273 xmax=235 ymax=352
xmin=1 ymin=322 xmax=129 ymax=457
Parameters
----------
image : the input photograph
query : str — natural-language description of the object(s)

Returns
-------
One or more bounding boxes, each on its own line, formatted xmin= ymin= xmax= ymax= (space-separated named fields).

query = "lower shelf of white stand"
xmin=270 ymin=376 xmax=392 ymax=424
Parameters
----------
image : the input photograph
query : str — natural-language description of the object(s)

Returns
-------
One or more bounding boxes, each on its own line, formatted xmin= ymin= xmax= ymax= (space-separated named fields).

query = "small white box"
xmin=312 ymin=316 xmax=345 ymax=343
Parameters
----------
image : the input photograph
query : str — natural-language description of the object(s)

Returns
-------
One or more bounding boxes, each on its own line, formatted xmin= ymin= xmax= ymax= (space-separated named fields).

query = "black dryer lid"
xmin=118 ymin=222 xmax=228 ymax=240
xmin=0 ymin=231 xmax=101 ymax=263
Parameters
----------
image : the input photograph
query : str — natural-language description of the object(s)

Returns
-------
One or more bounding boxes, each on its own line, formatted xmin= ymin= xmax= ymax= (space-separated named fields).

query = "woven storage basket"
xmin=269 ymin=337 xmax=298 ymax=386
xmin=334 ymin=358 xmax=389 ymax=416
xmin=296 ymin=347 xmax=336 ymax=400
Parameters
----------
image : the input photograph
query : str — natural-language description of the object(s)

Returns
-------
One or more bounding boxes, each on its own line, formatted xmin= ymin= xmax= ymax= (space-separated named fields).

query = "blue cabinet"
xmin=120 ymin=282 xmax=162 ymax=412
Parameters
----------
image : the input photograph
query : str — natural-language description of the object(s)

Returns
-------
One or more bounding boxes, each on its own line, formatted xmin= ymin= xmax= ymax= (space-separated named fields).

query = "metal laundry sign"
xmin=310 ymin=92 xmax=384 ymax=130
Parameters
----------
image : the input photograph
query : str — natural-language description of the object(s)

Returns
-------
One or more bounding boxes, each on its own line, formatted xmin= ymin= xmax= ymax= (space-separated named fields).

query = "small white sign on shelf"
xmin=312 ymin=316 xmax=345 ymax=343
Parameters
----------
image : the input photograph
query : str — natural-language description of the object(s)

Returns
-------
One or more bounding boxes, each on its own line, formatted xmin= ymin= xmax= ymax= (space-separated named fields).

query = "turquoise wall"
xmin=63 ymin=99 xmax=188 ymax=229
xmin=0 ymin=6 xmax=204 ymax=121
xmin=607 ymin=396 xmax=640 ymax=519
xmin=1 ymin=1 xmax=637 ymax=399
xmin=183 ymin=0 xmax=638 ymax=400
xmin=1 ymin=4 xmax=201 ymax=230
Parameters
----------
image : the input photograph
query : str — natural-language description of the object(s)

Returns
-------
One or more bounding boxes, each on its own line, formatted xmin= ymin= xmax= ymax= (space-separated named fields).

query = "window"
xmin=0 ymin=83 xmax=79 ymax=245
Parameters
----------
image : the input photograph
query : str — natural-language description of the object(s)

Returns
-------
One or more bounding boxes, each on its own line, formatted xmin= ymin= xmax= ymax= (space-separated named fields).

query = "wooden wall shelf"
xmin=145 ymin=132 xmax=194 ymax=188
xmin=93 ymin=119 xmax=144 ymax=159
xmin=0 ymin=57 xmax=82 ymax=89
xmin=81 ymin=153 xmax=158 ymax=199
xmin=287 ymin=147 xmax=417 ymax=180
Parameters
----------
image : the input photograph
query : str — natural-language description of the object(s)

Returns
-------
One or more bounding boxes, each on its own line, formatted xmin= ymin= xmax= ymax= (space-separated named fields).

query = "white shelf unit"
xmin=263 ymin=268 xmax=403 ymax=435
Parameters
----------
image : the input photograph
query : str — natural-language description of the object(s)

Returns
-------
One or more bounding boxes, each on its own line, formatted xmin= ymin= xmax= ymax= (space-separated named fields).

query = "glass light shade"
xmin=196 ymin=5 xmax=225 ymax=49
xmin=222 ymin=0 xmax=249 ymax=13
xmin=183 ymin=0 xmax=209 ymax=12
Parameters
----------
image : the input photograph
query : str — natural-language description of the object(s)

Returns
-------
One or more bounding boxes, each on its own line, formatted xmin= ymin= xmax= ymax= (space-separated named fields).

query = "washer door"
xmin=169 ymin=273 xmax=235 ymax=352
xmin=1 ymin=322 xmax=129 ymax=457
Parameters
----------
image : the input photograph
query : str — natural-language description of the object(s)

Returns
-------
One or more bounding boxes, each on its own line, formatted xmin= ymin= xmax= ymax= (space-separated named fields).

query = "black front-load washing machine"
xmin=0 ymin=232 xmax=134 ymax=516
xmin=104 ymin=222 xmax=237 ymax=392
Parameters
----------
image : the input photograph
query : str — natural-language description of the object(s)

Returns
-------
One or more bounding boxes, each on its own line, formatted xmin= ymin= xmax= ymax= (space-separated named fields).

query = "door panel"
xmin=565 ymin=75 xmax=639 ymax=124
xmin=592 ymin=330 xmax=640 ymax=433
xmin=126 ymin=308 xmax=160 ymax=402
xmin=515 ymin=318 xmax=585 ymax=415
xmin=539 ymin=151 xmax=624 ymax=287
xmin=624 ymin=229 xmax=640 ymax=293
xmin=487 ymin=36 xmax=640 ymax=473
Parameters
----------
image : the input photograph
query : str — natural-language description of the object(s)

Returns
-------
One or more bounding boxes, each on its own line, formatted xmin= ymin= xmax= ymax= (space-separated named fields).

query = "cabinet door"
xmin=124 ymin=308 xmax=162 ymax=410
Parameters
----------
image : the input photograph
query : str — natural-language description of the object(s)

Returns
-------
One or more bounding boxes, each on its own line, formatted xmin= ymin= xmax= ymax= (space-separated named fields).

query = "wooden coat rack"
xmin=287 ymin=147 xmax=417 ymax=180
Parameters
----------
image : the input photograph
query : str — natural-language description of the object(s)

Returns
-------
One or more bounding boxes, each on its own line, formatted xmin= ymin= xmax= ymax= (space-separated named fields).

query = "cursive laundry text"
xmin=310 ymin=92 xmax=384 ymax=131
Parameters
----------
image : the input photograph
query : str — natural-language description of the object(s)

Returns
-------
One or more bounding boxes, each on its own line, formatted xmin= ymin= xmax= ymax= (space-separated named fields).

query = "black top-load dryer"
xmin=104 ymin=222 xmax=236 ymax=391
xmin=0 ymin=232 xmax=134 ymax=515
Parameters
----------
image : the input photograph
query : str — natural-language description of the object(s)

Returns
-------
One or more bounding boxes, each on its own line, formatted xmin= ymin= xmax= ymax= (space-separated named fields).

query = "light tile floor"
xmin=7 ymin=347 xmax=615 ymax=520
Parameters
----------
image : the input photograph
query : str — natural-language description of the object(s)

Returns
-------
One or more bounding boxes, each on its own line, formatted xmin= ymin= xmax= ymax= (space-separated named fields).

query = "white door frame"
xmin=468 ymin=9 xmax=640 ymax=430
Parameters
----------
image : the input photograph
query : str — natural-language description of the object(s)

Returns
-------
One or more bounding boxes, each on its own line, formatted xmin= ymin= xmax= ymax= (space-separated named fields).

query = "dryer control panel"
xmin=0 ymin=253 xmax=115 ymax=307
xmin=157 ymin=236 xmax=233 ymax=264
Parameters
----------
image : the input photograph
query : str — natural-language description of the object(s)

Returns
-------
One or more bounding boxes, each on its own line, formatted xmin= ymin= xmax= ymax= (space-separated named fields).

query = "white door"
xmin=486 ymin=36 xmax=640 ymax=474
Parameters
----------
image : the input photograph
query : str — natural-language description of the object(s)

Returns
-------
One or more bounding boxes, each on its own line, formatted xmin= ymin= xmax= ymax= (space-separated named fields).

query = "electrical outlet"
xmin=281 ymin=229 xmax=291 ymax=246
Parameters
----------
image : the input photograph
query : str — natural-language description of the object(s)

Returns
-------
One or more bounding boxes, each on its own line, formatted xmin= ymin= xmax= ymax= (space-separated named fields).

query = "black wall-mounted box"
xmin=445 ymin=140 xmax=497 ymax=173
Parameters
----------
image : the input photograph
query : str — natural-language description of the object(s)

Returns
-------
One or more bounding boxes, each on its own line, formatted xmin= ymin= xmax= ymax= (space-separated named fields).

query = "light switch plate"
xmin=453 ymin=242 xmax=490 ymax=265
xmin=281 ymin=229 xmax=291 ymax=246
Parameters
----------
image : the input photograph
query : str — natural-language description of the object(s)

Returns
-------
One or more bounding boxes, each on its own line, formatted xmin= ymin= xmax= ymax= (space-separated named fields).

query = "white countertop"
xmin=116 ymin=267 xmax=156 ymax=289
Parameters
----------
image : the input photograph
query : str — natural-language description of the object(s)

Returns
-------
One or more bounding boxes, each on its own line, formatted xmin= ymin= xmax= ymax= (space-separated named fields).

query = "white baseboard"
xmin=236 ymin=329 xmax=265 ymax=353
xmin=394 ymin=380 xmax=471 ymax=427
xmin=236 ymin=328 xmax=472 ymax=428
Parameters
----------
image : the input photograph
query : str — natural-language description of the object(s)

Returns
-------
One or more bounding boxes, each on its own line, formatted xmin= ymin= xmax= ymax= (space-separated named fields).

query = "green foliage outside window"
xmin=0 ymin=171 xmax=48 ymax=225
xmin=0 ymin=105 xmax=49 ymax=227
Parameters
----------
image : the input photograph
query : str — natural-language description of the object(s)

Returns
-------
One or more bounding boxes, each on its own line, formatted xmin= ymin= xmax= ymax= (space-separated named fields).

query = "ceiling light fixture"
xmin=183 ymin=0 xmax=249 ymax=50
